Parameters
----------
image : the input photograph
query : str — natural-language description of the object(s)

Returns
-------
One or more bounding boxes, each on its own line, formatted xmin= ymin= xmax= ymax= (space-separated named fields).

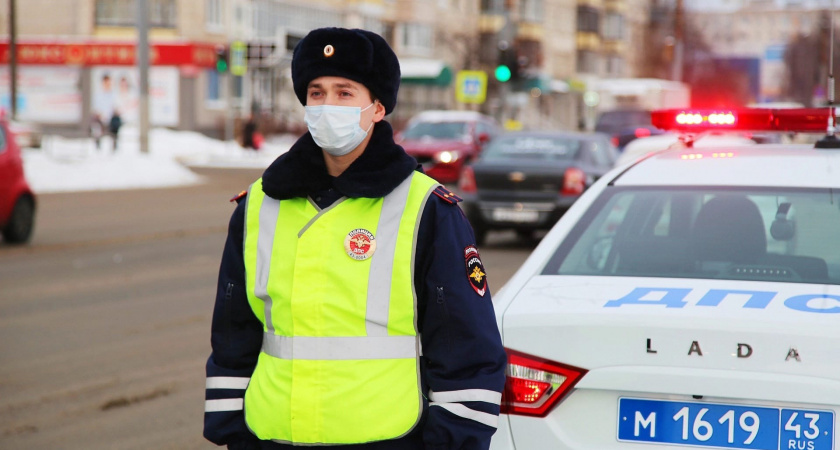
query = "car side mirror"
xmin=477 ymin=133 xmax=490 ymax=145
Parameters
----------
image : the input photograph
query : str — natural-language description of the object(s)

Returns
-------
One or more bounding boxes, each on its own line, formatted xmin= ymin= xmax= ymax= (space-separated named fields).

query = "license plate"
xmin=617 ymin=398 xmax=835 ymax=450
xmin=491 ymin=208 xmax=539 ymax=223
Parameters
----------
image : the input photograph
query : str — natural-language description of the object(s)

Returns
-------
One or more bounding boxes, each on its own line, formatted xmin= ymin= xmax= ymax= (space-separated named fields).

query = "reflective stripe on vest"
xmin=242 ymin=172 xmax=439 ymax=445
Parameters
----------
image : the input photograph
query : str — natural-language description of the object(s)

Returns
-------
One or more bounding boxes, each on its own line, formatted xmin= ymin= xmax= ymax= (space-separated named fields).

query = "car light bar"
xmin=651 ymin=108 xmax=833 ymax=133
xmin=500 ymin=348 xmax=587 ymax=417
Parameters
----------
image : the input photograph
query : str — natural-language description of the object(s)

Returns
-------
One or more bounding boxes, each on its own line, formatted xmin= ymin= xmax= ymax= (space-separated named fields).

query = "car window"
xmin=595 ymin=110 xmax=652 ymax=134
xmin=402 ymin=121 xmax=469 ymax=140
xmin=481 ymin=136 xmax=581 ymax=161
xmin=587 ymin=139 xmax=613 ymax=166
xmin=543 ymin=186 xmax=840 ymax=285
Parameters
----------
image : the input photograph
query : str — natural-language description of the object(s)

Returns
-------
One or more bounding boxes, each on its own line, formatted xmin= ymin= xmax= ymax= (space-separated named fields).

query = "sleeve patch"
xmin=464 ymin=245 xmax=488 ymax=297
xmin=230 ymin=190 xmax=248 ymax=203
xmin=433 ymin=186 xmax=462 ymax=205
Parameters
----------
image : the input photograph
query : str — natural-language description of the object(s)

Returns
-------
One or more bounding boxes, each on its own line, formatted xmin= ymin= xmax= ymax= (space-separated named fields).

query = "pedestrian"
xmin=108 ymin=109 xmax=123 ymax=152
xmin=89 ymin=113 xmax=104 ymax=150
xmin=242 ymin=114 xmax=260 ymax=150
xmin=203 ymin=27 xmax=507 ymax=450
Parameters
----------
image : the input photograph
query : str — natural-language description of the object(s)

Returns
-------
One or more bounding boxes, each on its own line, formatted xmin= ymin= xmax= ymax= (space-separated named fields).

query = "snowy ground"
xmin=23 ymin=125 xmax=296 ymax=193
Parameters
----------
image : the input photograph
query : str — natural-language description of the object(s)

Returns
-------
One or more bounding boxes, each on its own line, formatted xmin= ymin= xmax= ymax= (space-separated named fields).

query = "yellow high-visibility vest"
xmin=242 ymin=172 xmax=439 ymax=445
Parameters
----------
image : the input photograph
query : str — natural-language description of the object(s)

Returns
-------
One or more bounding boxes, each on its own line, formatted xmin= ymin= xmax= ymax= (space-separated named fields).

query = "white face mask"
xmin=304 ymin=102 xmax=375 ymax=156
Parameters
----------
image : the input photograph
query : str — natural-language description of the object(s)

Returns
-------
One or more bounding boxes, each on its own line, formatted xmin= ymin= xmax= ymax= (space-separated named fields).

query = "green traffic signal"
xmin=495 ymin=65 xmax=511 ymax=82
xmin=215 ymin=46 xmax=228 ymax=73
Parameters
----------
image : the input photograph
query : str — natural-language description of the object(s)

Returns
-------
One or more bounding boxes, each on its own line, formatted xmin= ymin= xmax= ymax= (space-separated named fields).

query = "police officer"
xmin=204 ymin=27 xmax=506 ymax=450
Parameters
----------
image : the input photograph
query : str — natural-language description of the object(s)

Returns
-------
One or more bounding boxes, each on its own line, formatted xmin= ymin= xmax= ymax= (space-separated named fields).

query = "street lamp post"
xmin=9 ymin=0 xmax=17 ymax=120
xmin=137 ymin=0 xmax=150 ymax=154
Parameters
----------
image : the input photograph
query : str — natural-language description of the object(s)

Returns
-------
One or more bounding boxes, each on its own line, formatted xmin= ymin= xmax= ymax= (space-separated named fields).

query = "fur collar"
xmin=261 ymin=121 xmax=418 ymax=200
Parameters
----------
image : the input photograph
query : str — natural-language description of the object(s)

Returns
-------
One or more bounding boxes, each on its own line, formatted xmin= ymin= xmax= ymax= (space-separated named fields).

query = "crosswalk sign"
xmin=230 ymin=41 xmax=247 ymax=76
xmin=456 ymin=70 xmax=488 ymax=104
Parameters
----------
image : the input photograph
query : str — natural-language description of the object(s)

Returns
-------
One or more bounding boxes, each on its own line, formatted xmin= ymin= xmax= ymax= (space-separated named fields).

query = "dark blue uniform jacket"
xmin=204 ymin=121 xmax=507 ymax=450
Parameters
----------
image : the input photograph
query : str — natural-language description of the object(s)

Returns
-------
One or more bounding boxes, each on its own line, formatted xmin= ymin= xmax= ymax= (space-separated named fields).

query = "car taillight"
xmin=501 ymin=348 xmax=586 ymax=417
xmin=459 ymin=165 xmax=477 ymax=193
xmin=561 ymin=167 xmax=585 ymax=196
xmin=634 ymin=127 xmax=652 ymax=138
xmin=611 ymin=136 xmax=619 ymax=147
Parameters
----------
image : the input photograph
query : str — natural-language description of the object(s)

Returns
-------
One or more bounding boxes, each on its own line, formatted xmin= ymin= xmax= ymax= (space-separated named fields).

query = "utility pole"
xmin=137 ymin=0 xmax=150 ymax=153
xmin=225 ymin=68 xmax=234 ymax=143
xmin=9 ymin=0 xmax=17 ymax=120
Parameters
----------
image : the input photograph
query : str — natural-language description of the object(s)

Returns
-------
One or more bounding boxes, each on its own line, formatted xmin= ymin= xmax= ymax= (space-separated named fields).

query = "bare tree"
xmin=783 ymin=11 xmax=840 ymax=107
xmin=640 ymin=0 xmax=711 ymax=81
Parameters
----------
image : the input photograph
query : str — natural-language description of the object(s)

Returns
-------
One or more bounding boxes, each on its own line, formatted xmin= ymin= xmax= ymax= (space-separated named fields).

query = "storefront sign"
xmin=0 ymin=42 xmax=218 ymax=68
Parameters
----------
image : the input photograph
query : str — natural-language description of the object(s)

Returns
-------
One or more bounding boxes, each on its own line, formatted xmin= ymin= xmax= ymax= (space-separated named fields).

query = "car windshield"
xmin=402 ymin=121 xmax=469 ymax=140
xmin=481 ymin=135 xmax=582 ymax=161
xmin=543 ymin=186 xmax=840 ymax=285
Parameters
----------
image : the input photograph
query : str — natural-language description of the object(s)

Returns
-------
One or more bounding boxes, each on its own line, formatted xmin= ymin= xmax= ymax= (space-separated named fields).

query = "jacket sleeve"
xmin=416 ymin=194 xmax=508 ymax=450
xmin=204 ymin=198 xmax=264 ymax=448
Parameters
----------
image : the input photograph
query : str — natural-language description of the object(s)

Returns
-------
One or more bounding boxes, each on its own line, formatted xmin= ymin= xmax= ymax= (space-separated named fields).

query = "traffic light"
xmin=495 ymin=63 xmax=512 ymax=83
xmin=494 ymin=45 xmax=520 ymax=83
xmin=215 ymin=45 xmax=229 ymax=73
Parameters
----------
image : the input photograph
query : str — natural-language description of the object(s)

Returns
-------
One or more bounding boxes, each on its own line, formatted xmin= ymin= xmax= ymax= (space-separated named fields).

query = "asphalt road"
xmin=0 ymin=167 xmax=537 ymax=449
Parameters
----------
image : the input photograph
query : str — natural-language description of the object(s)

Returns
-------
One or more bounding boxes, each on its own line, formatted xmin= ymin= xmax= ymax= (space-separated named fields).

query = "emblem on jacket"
xmin=345 ymin=229 xmax=376 ymax=260
xmin=464 ymin=245 xmax=487 ymax=297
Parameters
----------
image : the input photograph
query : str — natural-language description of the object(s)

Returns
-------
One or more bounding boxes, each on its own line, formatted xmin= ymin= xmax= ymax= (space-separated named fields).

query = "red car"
xmin=396 ymin=110 xmax=500 ymax=184
xmin=0 ymin=113 xmax=36 ymax=244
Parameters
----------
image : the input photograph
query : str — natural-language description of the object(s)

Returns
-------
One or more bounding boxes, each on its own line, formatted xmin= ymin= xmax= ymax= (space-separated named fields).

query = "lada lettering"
xmin=687 ymin=341 xmax=702 ymax=356
xmin=786 ymin=347 xmax=802 ymax=362
xmin=646 ymin=340 xmax=801 ymax=361
xmin=737 ymin=343 xmax=753 ymax=358
xmin=606 ymin=287 xmax=840 ymax=313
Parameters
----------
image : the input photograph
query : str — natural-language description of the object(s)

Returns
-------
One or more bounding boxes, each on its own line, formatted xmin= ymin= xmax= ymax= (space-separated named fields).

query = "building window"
xmin=401 ymin=23 xmax=433 ymax=55
xmin=603 ymin=12 xmax=623 ymax=40
xmin=577 ymin=5 xmax=600 ymax=34
xmin=606 ymin=55 xmax=624 ymax=76
xmin=480 ymin=0 xmax=502 ymax=13
xmin=206 ymin=0 xmax=223 ymax=30
xmin=206 ymin=70 xmax=222 ymax=103
xmin=577 ymin=50 xmax=600 ymax=74
xmin=95 ymin=0 xmax=176 ymax=28
xmin=520 ymin=0 xmax=543 ymax=23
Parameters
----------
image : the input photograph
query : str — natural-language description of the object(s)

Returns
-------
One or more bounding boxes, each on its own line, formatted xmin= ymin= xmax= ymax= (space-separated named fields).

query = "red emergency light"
xmin=651 ymin=108 xmax=834 ymax=133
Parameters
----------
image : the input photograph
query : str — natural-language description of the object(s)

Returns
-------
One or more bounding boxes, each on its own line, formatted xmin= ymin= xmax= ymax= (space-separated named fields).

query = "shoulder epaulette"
xmin=432 ymin=185 xmax=462 ymax=205
xmin=230 ymin=190 xmax=248 ymax=203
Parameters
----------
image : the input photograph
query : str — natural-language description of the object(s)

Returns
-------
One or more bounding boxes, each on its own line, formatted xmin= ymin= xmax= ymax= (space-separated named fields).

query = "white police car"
xmin=490 ymin=108 xmax=839 ymax=450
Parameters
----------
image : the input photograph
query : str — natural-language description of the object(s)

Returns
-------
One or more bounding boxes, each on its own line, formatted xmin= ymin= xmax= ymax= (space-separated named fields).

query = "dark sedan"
xmin=458 ymin=131 xmax=617 ymax=245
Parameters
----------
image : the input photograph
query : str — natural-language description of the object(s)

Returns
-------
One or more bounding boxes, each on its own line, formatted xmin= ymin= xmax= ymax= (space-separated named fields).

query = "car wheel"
xmin=2 ymin=196 xmax=35 ymax=244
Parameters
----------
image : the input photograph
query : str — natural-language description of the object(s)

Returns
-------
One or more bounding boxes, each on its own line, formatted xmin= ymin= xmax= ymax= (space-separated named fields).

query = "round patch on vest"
xmin=464 ymin=245 xmax=487 ymax=297
xmin=344 ymin=228 xmax=376 ymax=261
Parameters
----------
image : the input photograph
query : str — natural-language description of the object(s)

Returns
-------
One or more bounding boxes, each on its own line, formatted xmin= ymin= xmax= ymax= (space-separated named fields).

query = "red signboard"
xmin=0 ymin=42 xmax=219 ymax=68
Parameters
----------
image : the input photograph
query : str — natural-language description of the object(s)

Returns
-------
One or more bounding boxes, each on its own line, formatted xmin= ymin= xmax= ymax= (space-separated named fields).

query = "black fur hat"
xmin=291 ymin=27 xmax=401 ymax=114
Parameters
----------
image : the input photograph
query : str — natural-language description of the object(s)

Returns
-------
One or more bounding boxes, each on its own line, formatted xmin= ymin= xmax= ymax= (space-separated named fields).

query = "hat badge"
xmin=323 ymin=44 xmax=335 ymax=57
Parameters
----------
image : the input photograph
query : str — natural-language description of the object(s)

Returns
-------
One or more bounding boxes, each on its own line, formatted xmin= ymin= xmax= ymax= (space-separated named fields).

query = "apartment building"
xmin=1 ymin=0 xmax=652 ymax=135
xmin=0 ymin=0 xmax=259 ymax=136
xmin=249 ymin=0 xmax=482 ymax=130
